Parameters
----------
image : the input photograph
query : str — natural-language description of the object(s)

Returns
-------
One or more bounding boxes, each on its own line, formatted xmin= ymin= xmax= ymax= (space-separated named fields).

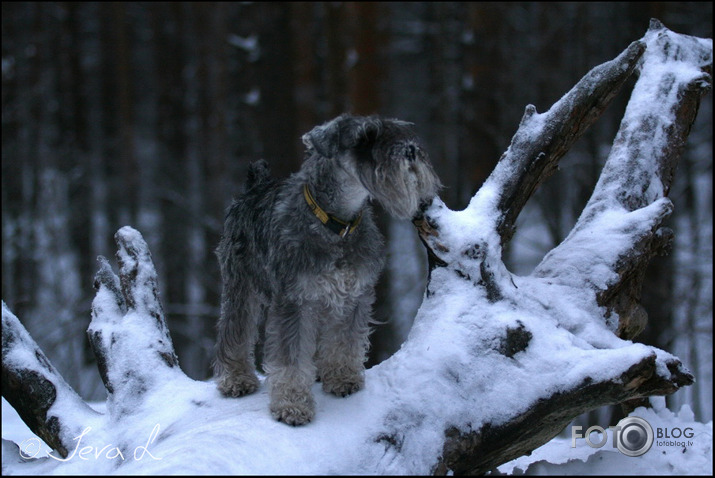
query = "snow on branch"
xmin=535 ymin=19 xmax=713 ymax=339
xmin=411 ymin=20 xmax=707 ymax=474
xmin=438 ymin=352 xmax=693 ymax=475
xmin=413 ymin=35 xmax=647 ymax=297
xmin=491 ymin=39 xmax=647 ymax=246
xmin=87 ymin=227 xmax=183 ymax=418
xmin=414 ymin=35 xmax=647 ymax=256
xmin=2 ymin=303 xmax=101 ymax=458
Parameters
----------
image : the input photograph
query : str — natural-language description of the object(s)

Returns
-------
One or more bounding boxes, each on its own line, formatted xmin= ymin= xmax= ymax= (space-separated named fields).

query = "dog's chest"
xmin=301 ymin=256 xmax=374 ymax=305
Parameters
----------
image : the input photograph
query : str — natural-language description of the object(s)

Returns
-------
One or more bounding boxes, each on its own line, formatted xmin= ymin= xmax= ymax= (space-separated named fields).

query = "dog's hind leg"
xmin=214 ymin=279 xmax=262 ymax=397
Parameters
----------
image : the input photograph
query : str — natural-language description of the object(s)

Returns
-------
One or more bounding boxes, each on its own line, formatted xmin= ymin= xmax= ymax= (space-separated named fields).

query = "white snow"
xmin=3 ymin=389 xmax=712 ymax=474
xmin=3 ymin=236 xmax=710 ymax=474
xmin=499 ymin=397 xmax=713 ymax=475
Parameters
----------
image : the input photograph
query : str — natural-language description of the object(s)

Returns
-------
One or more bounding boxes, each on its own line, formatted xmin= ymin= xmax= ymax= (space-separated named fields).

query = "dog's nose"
xmin=406 ymin=144 xmax=417 ymax=161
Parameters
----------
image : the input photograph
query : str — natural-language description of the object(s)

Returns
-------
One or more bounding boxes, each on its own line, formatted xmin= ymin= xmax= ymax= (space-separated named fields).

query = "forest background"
xmin=2 ymin=2 xmax=712 ymax=427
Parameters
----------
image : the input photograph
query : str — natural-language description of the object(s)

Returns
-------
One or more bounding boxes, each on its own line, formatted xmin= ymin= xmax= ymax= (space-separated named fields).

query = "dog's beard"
xmin=362 ymin=158 xmax=442 ymax=219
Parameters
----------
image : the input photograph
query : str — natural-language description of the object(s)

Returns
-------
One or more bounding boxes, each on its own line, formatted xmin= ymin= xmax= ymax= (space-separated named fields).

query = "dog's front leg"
xmin=264 ymin=297 xmax=318 ymax=426
xmin=316 ymin=290 xmax=374 ymax=397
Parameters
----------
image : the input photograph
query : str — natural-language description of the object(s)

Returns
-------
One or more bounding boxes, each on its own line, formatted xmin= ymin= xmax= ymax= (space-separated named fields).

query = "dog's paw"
xmin=321 ymin=374 xmax=364 ymax=397
xmin=270 ymin=401 xmax=315 ymax=426
xmin=217 ymin=373 xmax=260 ymax=397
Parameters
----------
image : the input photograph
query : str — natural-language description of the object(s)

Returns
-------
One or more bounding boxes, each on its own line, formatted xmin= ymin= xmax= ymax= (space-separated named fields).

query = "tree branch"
xmin=493 ymin=39 xmax=647 ymax=246
xmin=436 ymin=353 xmax=693 ymax=475
xmin=2 ymin=303 xmax=100 ymax=458
xmin=535 ymin=19 xmax=713 ymax=339
xmin=414 ymin=37 xmax=646 ymax=268
xmin=87 ymin=226 xmax=183 ymax=418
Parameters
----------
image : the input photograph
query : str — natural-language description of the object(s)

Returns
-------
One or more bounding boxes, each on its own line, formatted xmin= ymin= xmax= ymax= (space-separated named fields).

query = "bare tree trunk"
xmin=255 ymin=2 xmax=299 ymax=179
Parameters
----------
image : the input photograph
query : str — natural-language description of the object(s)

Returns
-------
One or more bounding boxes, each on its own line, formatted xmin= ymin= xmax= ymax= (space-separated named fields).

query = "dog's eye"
xmin=406 ymin=144 xmax=417 ymax=161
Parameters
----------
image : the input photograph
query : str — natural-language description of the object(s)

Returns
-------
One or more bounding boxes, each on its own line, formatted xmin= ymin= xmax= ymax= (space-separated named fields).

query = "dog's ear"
xmin=302 ymin=117 xmax=342 ymax=157
xmin=302 ymin=115 xmax=383 ymax=157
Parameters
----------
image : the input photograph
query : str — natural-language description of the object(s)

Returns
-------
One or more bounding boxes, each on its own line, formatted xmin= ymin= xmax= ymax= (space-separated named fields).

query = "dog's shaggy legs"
xmin=316 ymin=292 xmax=374 ymax=397
xmin=214 ymin=282 xmax=261 ymax=397
xmin=264 ymin=298 xmax=318 ymax=425
xmin=266 ymin=364 xmax=317 ymax=426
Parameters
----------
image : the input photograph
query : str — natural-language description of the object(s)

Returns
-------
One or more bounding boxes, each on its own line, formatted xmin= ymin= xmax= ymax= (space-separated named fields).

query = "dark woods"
xmin=1 ymin=2 xmax=712 ymax=421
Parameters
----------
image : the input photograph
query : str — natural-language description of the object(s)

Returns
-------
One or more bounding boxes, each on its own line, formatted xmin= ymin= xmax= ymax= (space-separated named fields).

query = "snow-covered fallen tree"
xmin=2 ymin=20 xmax=712 ymax=474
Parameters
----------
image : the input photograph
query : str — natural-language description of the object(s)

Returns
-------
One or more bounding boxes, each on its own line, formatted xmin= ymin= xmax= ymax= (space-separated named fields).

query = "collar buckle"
xmin=303 ymin=184 xmax=362 ymax=238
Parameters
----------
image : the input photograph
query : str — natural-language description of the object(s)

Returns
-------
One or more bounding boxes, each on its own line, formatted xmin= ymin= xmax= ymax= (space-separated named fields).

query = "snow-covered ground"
xmin=2 ymin=394 xmax=712 ymax=475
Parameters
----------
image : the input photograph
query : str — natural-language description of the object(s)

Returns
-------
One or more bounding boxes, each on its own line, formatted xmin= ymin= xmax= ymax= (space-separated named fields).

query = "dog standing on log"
xmin=214 ymin=114 xmax=441 ymax=425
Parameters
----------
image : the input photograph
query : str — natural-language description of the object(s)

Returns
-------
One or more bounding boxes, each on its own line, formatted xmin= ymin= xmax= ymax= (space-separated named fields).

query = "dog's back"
xmin=216 ymin=160 xmax=278 ymax=297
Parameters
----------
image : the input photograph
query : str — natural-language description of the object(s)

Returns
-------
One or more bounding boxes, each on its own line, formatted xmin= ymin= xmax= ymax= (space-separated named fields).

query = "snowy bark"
xmin=415 ymin=19 xmax=710 ymax=474
xmin=87 ymin=227 xmax=182 ymax=418
xmin=1 ymin=20 xmax=710 ymax=475
xmin=532 ymin=21 xmax=713 ymax=340
xmin=2 ymin=303 xmax=101 ymax=458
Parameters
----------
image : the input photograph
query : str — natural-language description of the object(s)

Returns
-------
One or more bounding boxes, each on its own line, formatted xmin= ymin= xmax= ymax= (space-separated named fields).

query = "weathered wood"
xmin=435 ymin=354 xmax=694 ymax=475
xmin=86 ymin=226 xmax=181 ymax=418
xmin=2 ymin=303 xmax=100 ymax=458
xmin=536 ymin=20 xmax=713 ymax=339
xmin=432 ymin=20 xmax=711 ymax=475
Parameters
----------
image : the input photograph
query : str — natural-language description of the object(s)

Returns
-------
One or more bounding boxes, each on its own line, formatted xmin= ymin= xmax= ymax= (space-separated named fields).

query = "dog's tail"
xmin=246 ymin=159 xmax=273 ymax=191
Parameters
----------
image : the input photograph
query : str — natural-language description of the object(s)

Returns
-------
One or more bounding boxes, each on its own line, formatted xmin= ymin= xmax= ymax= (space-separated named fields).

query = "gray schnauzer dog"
xmin=214 ymin=114 xmax=441 ymax=425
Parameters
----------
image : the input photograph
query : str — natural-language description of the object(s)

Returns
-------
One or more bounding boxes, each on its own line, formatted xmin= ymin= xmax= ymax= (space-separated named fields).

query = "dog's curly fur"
xmin=214 ymin=114 xmax=441 ymax=425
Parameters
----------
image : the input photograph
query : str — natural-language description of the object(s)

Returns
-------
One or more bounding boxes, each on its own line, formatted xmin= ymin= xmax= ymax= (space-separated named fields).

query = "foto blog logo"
xmin=571 ymin=416 xmax=654 ymax=457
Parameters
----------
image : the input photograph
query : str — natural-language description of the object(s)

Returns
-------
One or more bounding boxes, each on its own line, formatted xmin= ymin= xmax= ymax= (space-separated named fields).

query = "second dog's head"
xmin=302 ymin=114 xmax=442 ymax=219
